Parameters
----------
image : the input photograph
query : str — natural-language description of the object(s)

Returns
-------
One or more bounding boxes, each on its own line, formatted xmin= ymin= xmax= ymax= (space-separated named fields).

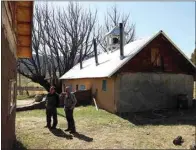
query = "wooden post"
xmin=194 ymin=82 xmax=196 ymax=99
xmin=18 ymin=63 xmax=22 ymax=95
xmin=93 ymin=98 xmax=99 ymax=111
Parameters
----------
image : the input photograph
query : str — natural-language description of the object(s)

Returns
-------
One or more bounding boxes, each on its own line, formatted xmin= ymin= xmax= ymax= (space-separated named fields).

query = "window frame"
xmin=69 ymin=85 xmax=73 ymax=92
xmin=9 ymin=79 xmax=16 ymax=114
xmin=102 ymin=80 xmax=107 ymax=91
xmin=151 ymin=48 xmax=161 ymax=66
xmin=79 ymin=85 xmax=86 ymax=91
xmin=76 ymin=84 xmax=79 ymax=91
xmin=113 ymin=37 xmax=119 ymax=44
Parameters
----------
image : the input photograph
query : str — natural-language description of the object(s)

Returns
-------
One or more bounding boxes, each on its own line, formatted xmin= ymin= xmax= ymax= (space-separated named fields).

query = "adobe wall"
xmin=116 ymin=73 xmax=194 ymax=112
xmin=62 ymin=77 xmax=116 ymax=113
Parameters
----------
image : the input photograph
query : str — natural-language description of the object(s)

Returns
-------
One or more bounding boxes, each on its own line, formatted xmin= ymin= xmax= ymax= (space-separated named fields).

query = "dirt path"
xmin=17 ymin=99 xmax=35 ymax=107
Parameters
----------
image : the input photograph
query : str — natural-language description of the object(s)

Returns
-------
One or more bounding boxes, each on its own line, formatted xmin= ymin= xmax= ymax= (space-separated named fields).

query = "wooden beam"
xmin=16 ymin=1 xmax=33 ymax=58
xmin=18 ymin=35 xmax=31 ymax=47
xmin=17 ymin=46 xmax=32 ymax=58
xmin=16 ymin=7 xmax=32 ymax=22
xmin=17 ymin=1 xmax=32 ymax=7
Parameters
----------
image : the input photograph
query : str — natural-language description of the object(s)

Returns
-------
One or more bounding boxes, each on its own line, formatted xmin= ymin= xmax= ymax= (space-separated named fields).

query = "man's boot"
xmin=44 ymin=125 xmax=51 ymax=129
xmin=64 ymin=128 xmax=71 ymax=131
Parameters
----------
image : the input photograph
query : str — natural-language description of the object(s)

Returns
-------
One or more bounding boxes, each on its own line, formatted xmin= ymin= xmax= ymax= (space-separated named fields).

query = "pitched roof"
xmin=60 ymin=30 xmax=195 ymax=80
xmin=105 ymin=26 xmax=127 ymax=36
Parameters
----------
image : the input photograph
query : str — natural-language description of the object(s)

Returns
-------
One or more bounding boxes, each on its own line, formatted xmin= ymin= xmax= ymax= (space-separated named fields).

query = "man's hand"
xmin=60 ymin=93 xmax=65 ymax=98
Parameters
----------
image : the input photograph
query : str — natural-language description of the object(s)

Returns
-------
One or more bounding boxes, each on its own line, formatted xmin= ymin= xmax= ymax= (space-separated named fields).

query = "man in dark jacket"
xmin=45 ymin=86 xmax=59 ymax=129
xmin=60 ymin=86 xmax=77 ymax=134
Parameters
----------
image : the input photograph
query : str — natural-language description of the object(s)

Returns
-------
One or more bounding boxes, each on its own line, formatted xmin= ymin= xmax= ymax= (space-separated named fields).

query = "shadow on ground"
xmin=49 ymin=128 xmax=73 ymax=139
xmin=57 ymin=112 xmax=65 ymax=118
xmin=49 ymin=128 xmax=93 ymax=142
xmin=13 ymin=139 xmax=27 ymax=150
xmin=73 ymin=132 xmax=93 ymax=142
xmin=117 ymin=108 xmax=196 ymax=126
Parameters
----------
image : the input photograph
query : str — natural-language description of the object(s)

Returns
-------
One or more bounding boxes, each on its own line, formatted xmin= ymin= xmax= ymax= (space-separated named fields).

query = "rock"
xmin=173 ymin=136 xmax=184 ymax=145
xmin=190 ymin=143 xmax=196 ymax=150
xmin=35 ymin=94 xmax=45 ymax=102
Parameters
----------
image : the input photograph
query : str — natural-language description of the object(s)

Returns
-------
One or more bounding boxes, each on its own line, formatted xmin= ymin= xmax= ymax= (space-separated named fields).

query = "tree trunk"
xmin=31 ymin=76 xmax=62 ymax=94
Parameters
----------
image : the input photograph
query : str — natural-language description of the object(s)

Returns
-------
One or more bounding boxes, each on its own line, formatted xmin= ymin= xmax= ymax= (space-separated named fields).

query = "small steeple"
xmin=105 ymin=25 xmax=127 ymax=53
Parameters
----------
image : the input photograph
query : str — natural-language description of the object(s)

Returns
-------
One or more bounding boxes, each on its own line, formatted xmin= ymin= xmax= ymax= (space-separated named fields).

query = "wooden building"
xmin=60 ymin=30 xmax=195 ymax=113
xmin=2 ymin=1 xmax=33 ymax=149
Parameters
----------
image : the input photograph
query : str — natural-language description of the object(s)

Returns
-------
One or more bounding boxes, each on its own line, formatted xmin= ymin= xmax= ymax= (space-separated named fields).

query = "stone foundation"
xmin=116 ymin=73 xmax=194 ymax=112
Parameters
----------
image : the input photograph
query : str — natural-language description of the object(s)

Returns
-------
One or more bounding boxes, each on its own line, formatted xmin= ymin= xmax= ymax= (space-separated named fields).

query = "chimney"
xmin=93 ymin=38 xmax=99 ymax=66
xmin=119 ymin=23 xmax=124 ymax=59
xmin=80 ymin=49 xmax=83 ymax=69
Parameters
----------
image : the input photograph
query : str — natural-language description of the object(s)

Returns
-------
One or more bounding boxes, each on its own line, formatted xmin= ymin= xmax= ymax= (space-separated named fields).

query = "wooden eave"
xmin=15 ymin=1 xmax=34 ymax=58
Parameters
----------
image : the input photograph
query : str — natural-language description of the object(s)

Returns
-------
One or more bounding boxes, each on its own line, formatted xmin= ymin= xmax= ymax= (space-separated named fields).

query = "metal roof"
xmin=60 ymin=30 xmax=196 ymax=80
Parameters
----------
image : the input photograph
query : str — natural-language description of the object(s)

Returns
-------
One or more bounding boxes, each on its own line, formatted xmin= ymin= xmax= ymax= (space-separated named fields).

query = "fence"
xmin=17 ymin=86 xmax=45 ymax=91
xmin=16 ymin=86 xmax=46 ymax=95
xmin=59 ymin=89 xmax=92 ymax=107
xmin=74 ymin=89 xmax=92 ymax=106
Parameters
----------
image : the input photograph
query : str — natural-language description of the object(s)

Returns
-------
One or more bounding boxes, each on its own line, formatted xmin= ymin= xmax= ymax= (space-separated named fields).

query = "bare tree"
xmin=99 ymin=5 xmax=136 ymax=52
xmin=17 ymin=2 xmax=98 ymax=93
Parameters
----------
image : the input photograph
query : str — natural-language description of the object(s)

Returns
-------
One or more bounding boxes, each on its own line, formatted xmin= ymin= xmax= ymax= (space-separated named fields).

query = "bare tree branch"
xmin=17 ymin=2 xmax=98 ymax=93
xmin=100 ymin=5 xmax=136 ymax=52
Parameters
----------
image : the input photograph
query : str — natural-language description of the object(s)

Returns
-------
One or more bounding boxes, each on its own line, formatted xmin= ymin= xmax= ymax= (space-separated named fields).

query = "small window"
xmin=151 ymin=48 xmax=161 ymax=67
xmin=76 ymin=85 xmax=79 ymax=91
xmin=102 ymin=80 xmax=107 ymax=91
xmin=69 ymin=85 xmax=73 ymax=92
xmin=63 ymin=84 xmax=66 ymax=92
xmin=113 ymin=37 xmax=119 ymax=44
xmin=80 ymin=85 xmax=86 ymax=90
xmin=9 ymin=79 xmax=16 ymax=114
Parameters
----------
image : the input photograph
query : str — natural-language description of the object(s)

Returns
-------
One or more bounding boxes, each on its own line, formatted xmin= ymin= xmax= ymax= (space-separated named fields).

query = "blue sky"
xmin=38 ymin=1 xmax=195 ymax=58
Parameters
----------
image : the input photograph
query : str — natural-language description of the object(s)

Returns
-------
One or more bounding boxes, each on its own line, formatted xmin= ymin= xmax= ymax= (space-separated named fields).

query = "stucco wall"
xmin=116 ymin=73 xmax=194 ymax=113
xmin=62 ymin=77 xmax=116 ymax=113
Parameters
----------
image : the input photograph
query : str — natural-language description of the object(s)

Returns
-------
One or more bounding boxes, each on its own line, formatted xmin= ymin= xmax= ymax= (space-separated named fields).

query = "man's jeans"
xmin=46 ymin=108 xmax=58 ymax=128
xmin=64 ymin=108 xmax=76 ymax=132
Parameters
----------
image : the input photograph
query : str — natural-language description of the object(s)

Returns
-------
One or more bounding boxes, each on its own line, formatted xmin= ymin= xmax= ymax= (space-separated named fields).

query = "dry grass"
xmin=16 ymin=106 xmax=195 ymax=149
xmin=17 ymin=73 xmax=41 ymax=87
xmin=17 ymin=95 xmax=35 ymax=100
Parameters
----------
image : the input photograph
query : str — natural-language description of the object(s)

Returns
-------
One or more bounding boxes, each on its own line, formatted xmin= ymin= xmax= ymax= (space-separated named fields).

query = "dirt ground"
xmin=17 ymin=99 xmax=35 ymax=107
